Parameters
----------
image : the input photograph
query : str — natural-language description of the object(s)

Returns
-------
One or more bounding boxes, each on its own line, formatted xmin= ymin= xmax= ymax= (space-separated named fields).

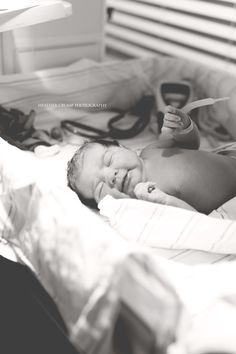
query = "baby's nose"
xmin=108 ymin=170 xmax=118 ymax=187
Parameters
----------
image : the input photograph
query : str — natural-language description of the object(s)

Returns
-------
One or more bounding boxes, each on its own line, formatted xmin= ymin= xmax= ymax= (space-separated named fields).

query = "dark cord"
xmin=61 ymin=96 xmax=155 ymax=140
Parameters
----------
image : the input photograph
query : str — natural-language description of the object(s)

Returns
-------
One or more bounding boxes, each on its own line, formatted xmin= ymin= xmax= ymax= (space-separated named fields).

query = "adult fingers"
xmin=134 ymin=182 xmax=156 ymax=199
xmin=164 ymin=112 xmax=181 ymax=122
xmin=163 ymin=120 xmax=181 ymax=129
xmin=165 ymin=105 xmax=178 ymax=114
xmin=134 ymin=182 xmax=168 ymax=204
xmin=165 ymin=106 xmax=190 ymax=123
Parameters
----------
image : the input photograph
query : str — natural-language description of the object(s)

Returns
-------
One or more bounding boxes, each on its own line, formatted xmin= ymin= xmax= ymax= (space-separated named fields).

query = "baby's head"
xmin=67 ymin=139 xmax=146 ymax=208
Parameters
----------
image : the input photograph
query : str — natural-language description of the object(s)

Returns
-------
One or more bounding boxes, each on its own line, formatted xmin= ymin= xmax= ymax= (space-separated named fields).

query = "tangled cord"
xmin=61 ymin=95 xmax=155 ymax=140
xmin=0 ymin=105 xmax=61 ymax=151
xmin=0 ymin=95 xmax=155 ymax=151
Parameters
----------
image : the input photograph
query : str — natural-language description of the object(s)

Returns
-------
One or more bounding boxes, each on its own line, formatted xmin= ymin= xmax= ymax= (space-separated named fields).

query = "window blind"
xmin=106 ymin=0 xmax=236 ymax=74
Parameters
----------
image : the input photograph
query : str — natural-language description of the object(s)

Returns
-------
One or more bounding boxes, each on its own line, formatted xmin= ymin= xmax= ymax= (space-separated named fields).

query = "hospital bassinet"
xmin=1 ymin=55 xmax=236 ymax=354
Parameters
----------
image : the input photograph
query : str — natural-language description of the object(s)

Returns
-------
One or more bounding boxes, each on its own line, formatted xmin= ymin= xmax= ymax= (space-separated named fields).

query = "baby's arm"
xmin=161 ymin=106 xmax=200 ymax=150
xmin=134 ymin=182 xmax=197 ymax=211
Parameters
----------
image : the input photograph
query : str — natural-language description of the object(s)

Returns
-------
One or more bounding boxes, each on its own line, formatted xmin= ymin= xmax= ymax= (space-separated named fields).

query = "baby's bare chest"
xmin=143 ymin=148 xmax=236 ymax=197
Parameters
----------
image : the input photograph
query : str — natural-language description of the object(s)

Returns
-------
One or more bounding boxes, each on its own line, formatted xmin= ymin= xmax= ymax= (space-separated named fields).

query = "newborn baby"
xmin=67 ymin=106 xmax=236 ymax=214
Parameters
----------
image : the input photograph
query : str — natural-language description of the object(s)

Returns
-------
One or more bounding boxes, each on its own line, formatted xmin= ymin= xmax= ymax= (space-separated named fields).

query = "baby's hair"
xmin=67 ymin=139 xmax=120 ymax=209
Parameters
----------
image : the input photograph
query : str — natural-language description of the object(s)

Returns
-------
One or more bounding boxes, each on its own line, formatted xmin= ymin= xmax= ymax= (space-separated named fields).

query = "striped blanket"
xmin=99 ymin=195 xmax=236 ymax=259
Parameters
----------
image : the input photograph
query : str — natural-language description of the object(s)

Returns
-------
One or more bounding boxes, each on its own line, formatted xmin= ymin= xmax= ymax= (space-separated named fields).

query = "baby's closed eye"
xmin=104 ymin=151 xmax=113 ymax=166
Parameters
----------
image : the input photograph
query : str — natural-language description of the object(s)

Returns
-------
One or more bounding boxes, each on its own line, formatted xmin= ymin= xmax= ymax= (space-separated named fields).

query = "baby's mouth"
xmin=121 ymin=172 xmax=129 ymax=193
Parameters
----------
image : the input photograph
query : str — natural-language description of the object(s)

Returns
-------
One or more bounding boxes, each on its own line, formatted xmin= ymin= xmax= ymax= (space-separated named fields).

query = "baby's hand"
xmin=162 ymin=105 xmax=191 ymax=133
xmin=134 ymin=182 xmax=168 ymax=204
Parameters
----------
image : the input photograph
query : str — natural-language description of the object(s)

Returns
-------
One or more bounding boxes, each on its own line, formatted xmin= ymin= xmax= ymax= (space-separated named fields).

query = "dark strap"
xmin=61 ymin=95 xmax=155 ymax=140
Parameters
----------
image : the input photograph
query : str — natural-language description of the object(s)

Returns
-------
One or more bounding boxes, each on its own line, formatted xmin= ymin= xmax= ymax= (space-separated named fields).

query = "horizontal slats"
xmin=131 ymin=0 xmax=236 ymax=21
xmin=106 ymin=35 xmax=236 ymax=76
xmin=107 ymin=0 xmax=236 ymax=41
xmin=106 ymin=36 xmax=155 ymax=57
xmin=106 ymin=25 xmax=236 ymax=73
xmin=109 ymin=12 xmax=236 ymax=60
xmin=106 ymin=0 xmax=236 ymax=74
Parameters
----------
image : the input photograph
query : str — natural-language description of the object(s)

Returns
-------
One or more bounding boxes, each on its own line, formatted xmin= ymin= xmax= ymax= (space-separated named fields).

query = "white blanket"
xmin=99 ymin=195 xmax=236 ymax=254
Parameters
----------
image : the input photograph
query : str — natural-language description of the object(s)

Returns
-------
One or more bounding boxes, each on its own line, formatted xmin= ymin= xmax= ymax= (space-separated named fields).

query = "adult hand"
xmin=162 ymin=105 xmax=191 ymax=133
xmin=134 ymin=182 xmax=196 ymax=211
xmin=134 ymin=182 xmax=168 ymax=204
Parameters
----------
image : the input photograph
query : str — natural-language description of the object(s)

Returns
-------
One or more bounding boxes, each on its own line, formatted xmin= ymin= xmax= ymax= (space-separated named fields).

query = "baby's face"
xmin=75 ymin=143 xmax=146 ymax=203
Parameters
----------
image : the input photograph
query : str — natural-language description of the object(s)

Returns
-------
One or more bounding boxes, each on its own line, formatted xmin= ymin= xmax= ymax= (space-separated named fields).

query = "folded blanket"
xmin=99 ymin=196 xmax=236 ymax=254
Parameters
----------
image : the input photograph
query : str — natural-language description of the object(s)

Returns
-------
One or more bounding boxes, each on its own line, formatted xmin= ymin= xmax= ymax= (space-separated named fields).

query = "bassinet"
xmin=1 ymin=55 xmax=236 ymax=354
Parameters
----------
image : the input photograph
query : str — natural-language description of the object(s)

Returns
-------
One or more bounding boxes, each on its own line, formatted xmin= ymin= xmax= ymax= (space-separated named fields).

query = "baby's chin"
xmin=126 ymin=175 xmax=144 ymax=197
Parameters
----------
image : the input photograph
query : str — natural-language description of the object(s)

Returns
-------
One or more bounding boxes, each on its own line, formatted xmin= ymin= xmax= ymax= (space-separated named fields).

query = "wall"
xmin=0 ymin=0 xmax=105 ymax=74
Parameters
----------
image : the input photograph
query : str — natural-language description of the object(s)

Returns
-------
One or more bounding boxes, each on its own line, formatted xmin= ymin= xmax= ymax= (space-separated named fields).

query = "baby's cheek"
xmin=116 ymin=152 xmax=138 ymax=168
